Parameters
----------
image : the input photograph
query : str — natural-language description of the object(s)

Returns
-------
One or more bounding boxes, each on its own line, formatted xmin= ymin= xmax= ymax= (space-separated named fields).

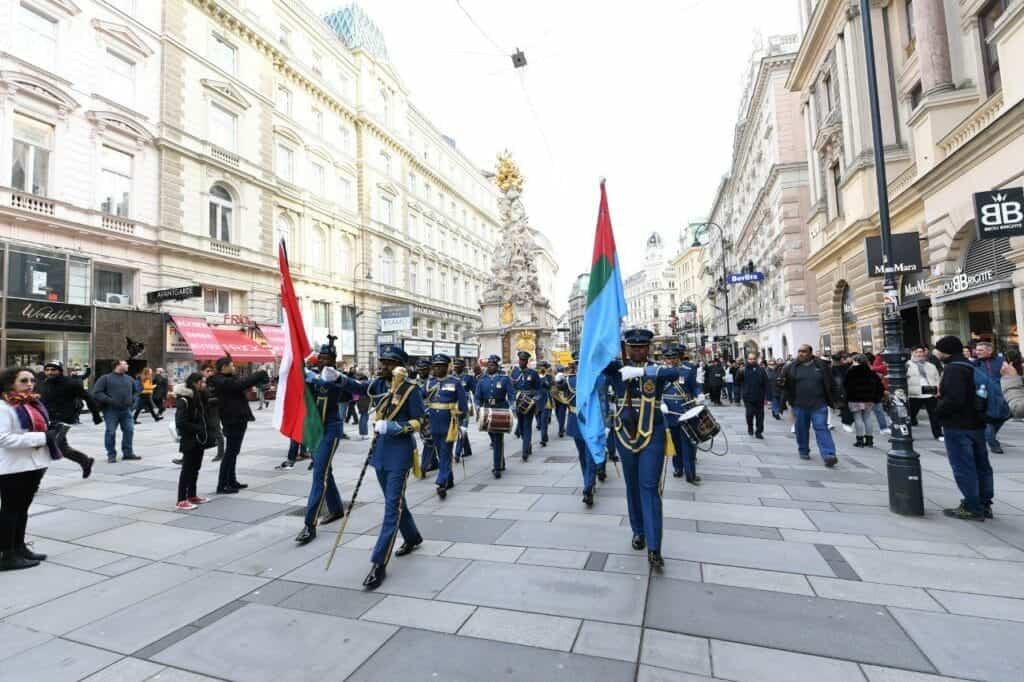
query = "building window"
xmin=209 ymin=185 xmax=233 ymax=242
xmin=336 ymin=234 xmax=352 ymax=274
xmin=380 ymin=246 xmax=395 ymax=285
xmin=340 ymin=177 xmax=352 ymax=206
xmin=204 ymin=287 xmax=230 ymax=314
xmin=11 ymin=113 xmax=53 ymax=197
xmin=15 ymin=3 xmax=56 ymax=72
xmin=100 ymin=146 xmax=132 ymax=217
xmin=312 ymin=108 xmax=323 ymax=136
xmin=310 ymin=162 xmax=325 ymax=194
xmin=276 ymin=86 xmax=291 ymax=114
xmin=276 ymin=143 xmax=294 ymax=181
xmin=209 ymin=103 xmax=237 ymax=151
xmin=425 ymin=266 xmax=434 ymax=298
xmin=440 ymin=272 xmax=448 ymax=300
xmin=908 ymin=81 xmax=923 ymax=109
xmin=440 ymin=322 xmax=448 ymax=341
xmin=106 ymin=50 xmax=135 ymax=104
xmin=340 ymin=127 xmax=351 ymax=153
xmin=823 ymin=73 xmax=833 ymax=112
xmin=980 ymin=0 xmax=1006 ymax=95
xmin=426 ymin=321 xmax=435 ymax=339
xmin=275 ymin=214 xmax=293 ymax=248
xmin=410 ymin=261 xmax=419 ymax=293
xmin=109 ymin=0 xmax=134 ymax=14
xmin=313 ymin=301 xmax=330 ymax=328
xmin=905 ymin=0 xmax=916 ymax=43
xmin=279 ymin=25 xmax=291 ymax=49
xmin=830 ymin=162 xmax=843 ymax=217
xmin=380 ymin=196 xmax=393 ymax=225
xmin=310 ymin=227 xmax=325 ymax=270
xmin=8 ymin=249 xmax=66 ymax=301
xmin=94 ymin=267 xmax=133 ymax=305
xmin=409 ymin=172 xmax=417 ymax=194
xmin=380 ymin=151 xmax=391 ymax=176
xmin=410 ymin=214 xmax=419 ymax=241
xmin=210 ymin=34 xmax=236 ymax=74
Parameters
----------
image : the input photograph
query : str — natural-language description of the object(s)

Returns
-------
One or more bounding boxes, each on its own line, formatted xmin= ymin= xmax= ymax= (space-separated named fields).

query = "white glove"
xmin=620 ymin=366 xmax=645 ymax=381
xmin=660 ymin=401 xmax=670 ymax=414
xmin=374 ymin=419 xmax=389 ymax=435
xmin=555 ymin=372 xmax=565 ymax=383
xmin=321 ymin=366 xmax=340 ymax=382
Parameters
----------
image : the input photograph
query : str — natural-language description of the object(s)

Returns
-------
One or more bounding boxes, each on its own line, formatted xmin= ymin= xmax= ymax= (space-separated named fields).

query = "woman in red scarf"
xmin=0 ymin=367 xmax=62 ymax=571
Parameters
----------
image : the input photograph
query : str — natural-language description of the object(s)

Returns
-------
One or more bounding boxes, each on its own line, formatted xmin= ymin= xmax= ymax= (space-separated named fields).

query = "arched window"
xmin=209 ymin=185 xmax=233 ymax=242
xmin=336 ymin=233 xmax=352 ymax=275
xmin=379 ymin=151 xmax=391 ymax=176
xmin=380 ymin=246 xmax=395 ymax=285
xmin=310 ymin=225 xmax=325 ymax=270
xmin=275 ymin=214 xmax=293 ymax=250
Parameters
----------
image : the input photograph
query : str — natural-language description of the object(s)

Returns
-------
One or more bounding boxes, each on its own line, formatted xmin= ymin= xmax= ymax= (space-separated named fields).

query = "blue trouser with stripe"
xmin=668 ymin=424 xmax=696 ymax=478
xmin=303 ymin=421 xmax=342 ymax=527
xmin=616 ymin=428 xmax=666 ymax=552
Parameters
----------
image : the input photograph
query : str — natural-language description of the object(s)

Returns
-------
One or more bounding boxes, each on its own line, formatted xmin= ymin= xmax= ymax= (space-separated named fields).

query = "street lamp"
xmin=351 ymin=261 xmax=372 ymax=369
xmin=859 ymin=0 xmax=922 ymax=516
xmin=691 ymin=222 xmax=733 ymax=359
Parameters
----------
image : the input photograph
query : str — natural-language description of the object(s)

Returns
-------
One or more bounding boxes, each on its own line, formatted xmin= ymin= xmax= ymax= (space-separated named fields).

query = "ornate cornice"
xmin=91 ymin=19 xmax=154 ymax=58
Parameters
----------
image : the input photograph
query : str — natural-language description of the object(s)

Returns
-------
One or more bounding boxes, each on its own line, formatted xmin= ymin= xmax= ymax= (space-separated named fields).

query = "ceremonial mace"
xmin=325 ymin=365 xmax=407 ymax=570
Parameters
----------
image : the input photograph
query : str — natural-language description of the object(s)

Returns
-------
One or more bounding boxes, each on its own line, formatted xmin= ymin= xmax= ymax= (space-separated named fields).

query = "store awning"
xmin=211 ymin=329 xmax=276 ymax=362
xmin=170 ymin=315 xmax=225 ymax=360
xmin=256 ymin=324 xmax=286 ymax=357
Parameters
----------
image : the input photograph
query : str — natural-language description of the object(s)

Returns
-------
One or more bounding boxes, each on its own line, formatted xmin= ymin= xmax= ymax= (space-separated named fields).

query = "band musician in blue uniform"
xmin=604 ymin=328 xmax=688 ymax=569
xmin=453 ymin=358 xmax=476 ymax=461
xmin=562 ymin=352 xmax=597 ymax=506
xmin=295 ymin=342 xmax=364 ymax=546
xmin=362 ymin=345 xmax=426 ymax=590
xmin=511 ymin=351 xmax=541 ymax=460
xmin=425 ymin=353 xmax=467 ymax=500
xmin=662 ymin=345 xmax=700 ymax=485
xmin=475 ymin=355 xmax=511 ymax=478
xmin=536 ymin=360 xmax=554 ymax=447
xmin=553 ymin=365 xmax=569 ymax=438
xmin=414 ymin=358 xmax=438 ymax=476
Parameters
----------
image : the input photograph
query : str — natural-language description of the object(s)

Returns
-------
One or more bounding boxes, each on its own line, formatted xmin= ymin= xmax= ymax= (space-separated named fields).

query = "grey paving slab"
xmin=60 ymin=480 xmax=152 ymax=500
xmin=438 ymin=560 xmax=647 ymax=625
xmin=572 ymin=620 xmax=640 ymax=663
xmin=441 ymin=541 xmax=525 ymax=562
xmin=0 ymin=623 xmax=52 ymax=661
xmin=662 ymin=528 xmax=836 ymax=576
xmin=639 ymin=629 xmax=711 ymax=676
xmin=710 ymin=639 xmax=867 ymax=682
xmin=163 ymin=518 xmax=296 ymax=568
xmin=282 ymin=547 xmax=470 ymax=599
xmin=153 ymin=603 xmax=396 ymax=682
xmin=131 ymin=624 xmax=200 ymax=659
xmin=346 ymin=627 xmax=635 ymax=682
xmin=93 ymin=556 xmax=152 ymax=577
xmin=496 ymin=519 xmax=653 ymax=554
xmin=703 ymin=564 xmax=814 ymax=595
xmin=219 ymin=536 xmax=332 ymax=577
xmin=188 ymin=497 xmax=290 ymax=523
xmin=459 ymin=606 xmax=580 ymax=651
xmin=861 ymin=665 xmax=974 ymax=682
xmin=660 ymin=498 xmax=815 ymax=530
xmin=645 ymin=578 xmax=935 ymax=672
xmin=0 ymin=561 xmax=106 ymax=618
xmin=778 ymin=528 xmax=877 ymax=548
xmin=891 ymin=608 xmax=1024 ymax=682
xmin=517 ymin=547 xmax=590 ymax=569
xmin=165 ymin=514 xmax=235 ymax=532
xmin=603 ymin=553 xmax=649 ymax=575
xmin=78 ymin=521 xmax=221 ymax=560
xmin=636 ymin=665 xmax=714 ymax=682
xmin=870 ymin=536 xmax=982 ymax=557
xmin=410 ymin=514 xmax=515 ymax=544
xmin=362 ymin=595 xmax=474 ymax=633
xmin=63 ymin=570 xmax=265 ymax=654
xmin=839 ymin=547 xmax=1024 ymax=598
xmin=807 ymin=509 xmax=998 ymax=544
xmin=25 ymin=508 xmax=129 ymax=541
xmin=241 ymin=580 xmax=308 ymax=606
xmin=697 ymin=520 xmax=783 ymax=540
xmin=927 ymin=589 xmax=1024 ymax=624
xmin=808 ymin=576 xmax=944 ymax=611
xmin=0 ymin=638 xmax=120 ymax=682
xmin=80 ymin=657 xmax=167 ymax=682
xmin=761 ymin=497 xmax=837 ymax=511
xmin=47 ymin=546 xmax=127 ymax=570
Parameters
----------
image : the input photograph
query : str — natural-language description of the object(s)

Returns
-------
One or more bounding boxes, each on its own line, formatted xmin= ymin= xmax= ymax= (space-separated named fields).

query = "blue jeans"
xmin=358 ymin=408 xmax=369 ymax=437
xmin=304 ymin=422 xmax=343 ymax=527
xmin=792 ymin=406 xmax=836 ymax=461
xmin=102 ymin=407 xmax=134 ymax=459
xmin=943 ymin=427 xmax=993 ymax=514
xmin=873 ymin=403 xmax=888 ymax=430
xmin=770 ymin=396 xmax=783 ymax=416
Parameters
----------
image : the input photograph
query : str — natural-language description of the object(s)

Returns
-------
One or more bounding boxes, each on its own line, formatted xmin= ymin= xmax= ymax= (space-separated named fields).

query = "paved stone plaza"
xmin=3 ymin=405 xmax=1024 ymax=681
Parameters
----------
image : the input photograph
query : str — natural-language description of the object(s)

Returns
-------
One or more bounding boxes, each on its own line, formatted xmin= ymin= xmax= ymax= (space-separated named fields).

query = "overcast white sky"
xmin=312 ymin=0 xmax=801 ymax=312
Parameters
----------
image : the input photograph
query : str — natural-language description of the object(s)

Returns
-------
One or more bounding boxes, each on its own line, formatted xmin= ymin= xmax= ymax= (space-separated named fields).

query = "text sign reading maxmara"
xmin=864 ymin=233 xmax=922 ymax=277
xmin=6 ymin=299 xmax=92 ymax=332
xmin=726 ymin=272 xmax=764 ymax=284
xmin=975 ymin=188 xmax=1024 ymax=239
xmin=146 ymin=285 xmax=202 ymax=304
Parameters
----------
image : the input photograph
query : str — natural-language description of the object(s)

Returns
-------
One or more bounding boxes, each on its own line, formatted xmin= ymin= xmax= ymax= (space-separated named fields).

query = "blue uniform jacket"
xmin=604 ymin=361 xmax=685 ymax=451
xmin=476 ymin=372 xmax=511 ymax=409
xmin=305 ymin=370 xmax=362 ymax=425
xmin=565 ymin=374 xmax=582 ymax=439
xmin=663 ymin=362 xmax=698 ymax=428
xmin=426 ymin=374 xmax=468 ymax=440
xmin=511 ymin=367 xmax=542 ymax=409
xmin=538 ymin=373 xmax=554 ymax=410
xmin=368 ymin=376 xmax=426 ymax=470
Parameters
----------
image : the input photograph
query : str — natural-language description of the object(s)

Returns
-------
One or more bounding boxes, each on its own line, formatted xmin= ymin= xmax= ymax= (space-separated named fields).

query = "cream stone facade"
xmin=670 ymin=244 xmax=706 ymax=353
xmin=624 ymin=232 xmax=677 ymax=341
xmin=791 ymin=0 xmax=1024 ymax=354
xmin=703 ymin=35 xmax=815 ymax=361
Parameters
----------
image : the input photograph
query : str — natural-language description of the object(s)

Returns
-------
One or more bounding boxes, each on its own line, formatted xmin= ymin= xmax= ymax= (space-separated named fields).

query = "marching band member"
xmin=363 ymin=345 xmax=426 ymax=590
xmin=563 ymin=353 xmax=596 ymax=506
xmin=452 ymin=358 xmax=476 ymax=460
xmin=605 ymin=328 xmax=688 ymax=569
xmin=415 ymin=358 xmax=438 ymax=476
xmin=425 ymin=354 xmax=467 ymax=500
xmin=662 ymin=345 xmax=700 ymax=485
xmin=475 ymin=355 xmax=511 ymax=478
xmin=511 ymin=351 xmax=541 ymax=460
xmin=553 ymin=365 xmax=569 ymax=438
xmin=536 ymin=361 xmax=553 ymax=447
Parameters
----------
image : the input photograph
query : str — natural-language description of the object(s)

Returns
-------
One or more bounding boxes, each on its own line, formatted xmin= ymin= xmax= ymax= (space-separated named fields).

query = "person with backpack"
xmin=172 ymin=373 xmax=216 ymax=510
xmin=972 ymin=342 xmax=1011 ymax=453
xmin=932 ymin=336 xmax=993 ymax=521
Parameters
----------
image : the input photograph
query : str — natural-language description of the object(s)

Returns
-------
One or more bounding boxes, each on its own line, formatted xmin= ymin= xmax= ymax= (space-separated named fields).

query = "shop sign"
xmin=166 ymin=323 xmax=191 ymax=354
xmin=458 ymin=343 xmax=479 ymax=358
xmin=433 ymin=341 xmax=458 ymax=356
xmin=146 ymin=285 xmax=201 ymax=304
xmin=737 ymin=318 xmax=757 ymax=331
xmin=678 ymin=301 xmax=697 ymax=313
xmin=974 ymin=188 xmax=1024 ymax=239
xmin=726 ymin=272 xmax=764 ymax=284
xmin=941 ymin=269 xmax=994 ymax=296
xmin=380 ymin=304 xmax=413 ymax=332
xmin=6 ymin=299 xmax=92 ymax=332
xmin=900 ymin=272 xmax=932 ymax=304
xmin=864 ymin=233 xmax=922 ymax=277
xmin=376 ymin=333 xmax=397 ymax=345
xmin=222 ymin=314 xmax=252 ymax=326
xmin=403 ymin=339 xmax=433 ymax=356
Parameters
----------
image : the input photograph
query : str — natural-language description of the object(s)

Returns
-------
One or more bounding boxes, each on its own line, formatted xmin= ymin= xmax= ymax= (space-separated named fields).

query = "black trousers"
xmin=218 ymin=422 xmax=248 ymax=489
xmin=744 ymin=400 xmax=765 ymax=435
xmin=0 ymin=468 xmax=45 ymax=552
xmin=177 ymin=444 xmax=204 ymax=501
xmin=909 ymin=398 xmax=943 ymax=439
xmin=134 ymin=396 xmax=159 ymax=421
xmin=708 ymin=385 xmax=723 ymax=405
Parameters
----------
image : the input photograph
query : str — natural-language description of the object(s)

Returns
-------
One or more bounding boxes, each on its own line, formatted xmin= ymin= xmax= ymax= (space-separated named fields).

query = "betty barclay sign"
xmin=974 ymin=188 xmax=1024 ymax=239
xmin=6 ymin=299 xmax=92 ymax=332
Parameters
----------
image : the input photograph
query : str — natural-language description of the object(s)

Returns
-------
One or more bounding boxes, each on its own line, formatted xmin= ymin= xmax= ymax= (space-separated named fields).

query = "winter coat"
xmin=173 ymin=385 xmax=217 ymax=453
xmin=906 ymin=360 xmax=941 ymax=399
xmin=935 ymin=353 xmax=986 ymax=430
xmin=737 ymin=364 xmax=769 ymax=402
xmin=705 ymin=365 xmax=725 ymax=388
xmin=843 ymin=364 xmax=884 ymax=404
xmin=92 ymin=371 xmax=138 ymax=410
xmin=871 ymin=356 xmax=889 ymax=392
xmin=152 ymin=375 xmax=169 ymax=404
xmin=781 ymin=358 xmax=836 ymax=409
xmin=208 ymin=371 xmax=268 ymax=426
xmin=0 ymin=401 xmax=49 ymax=475
xmin=39 ymin=375 xmax=99 ymax=424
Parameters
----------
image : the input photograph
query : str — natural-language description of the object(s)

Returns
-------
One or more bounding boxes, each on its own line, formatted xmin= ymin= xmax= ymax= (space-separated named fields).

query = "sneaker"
xmin=122 ymin=454 xmax=141 ymax=461
xmin=175 ymin=500 xmax=198 ymax=511
xmin=942 ymin=503 xmax=985 ymax=522
xmin=187 ymin=496 xmax=209 ymax=505
xmin=107 ymin=456 xmax=117 ymax=463
xmin=798 ymin=452 xmax=811 ymax=460
xmin=842 ymin=424 xmax=853 ymax=433
xmin=989 ymin=442 xmax=1004 ymax=454
xmin=276 ymin=460 xmax=295 ymax=470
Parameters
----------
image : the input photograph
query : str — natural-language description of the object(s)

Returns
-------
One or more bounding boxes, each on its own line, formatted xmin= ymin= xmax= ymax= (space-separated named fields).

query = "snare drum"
xmin=478 ymin=407 xmax=514 ymax=434
xmin=679 ymin=405 xmax=721 ymax=444
xmin=515 ymin=393 xmax=536 ymax=415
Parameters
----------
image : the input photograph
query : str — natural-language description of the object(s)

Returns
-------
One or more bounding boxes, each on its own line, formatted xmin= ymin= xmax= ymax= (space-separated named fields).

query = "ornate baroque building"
xmin=703 ymin=34 xmax=815 ymax=361
xmin=623 ymin=232 xmax=677 ymax=341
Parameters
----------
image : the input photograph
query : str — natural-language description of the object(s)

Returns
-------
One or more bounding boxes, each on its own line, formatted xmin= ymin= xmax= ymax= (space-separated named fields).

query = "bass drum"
xmin=679 ymin=405 xmax=721 ymax=445
xmin=478 ymin=407 xmax=514 ymax=434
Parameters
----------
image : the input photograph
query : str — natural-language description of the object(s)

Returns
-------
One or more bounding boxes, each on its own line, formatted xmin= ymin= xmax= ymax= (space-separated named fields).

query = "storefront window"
xmin=966 ymin=289 xmax=1018 ymax=350
xmin=68 ymin=257 xmax=90 ymax=304
xmin=5 ymin=330 xmax=90 ymax=371
xmin=8 ymin=249 xmax=66 ymax=301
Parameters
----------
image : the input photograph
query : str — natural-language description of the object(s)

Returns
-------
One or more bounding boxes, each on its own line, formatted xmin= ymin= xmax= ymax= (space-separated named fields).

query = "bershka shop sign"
xmin=6 ymin=299 xmax=92 ymax=331
xmin=942 ymin=269 xmax=994 ymax=296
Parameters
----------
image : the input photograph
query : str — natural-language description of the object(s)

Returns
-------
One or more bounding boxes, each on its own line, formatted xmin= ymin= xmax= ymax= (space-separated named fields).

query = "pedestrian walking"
xmin=207 ymin=357 xmax=268 ymax=495
xmin=91 ymin=360 xmax=140 ymax=462
xmin=765 ymin=360 xmax=785 ymax=419
xmin=932 ymin=336 xmax=993 ymax=521
xmin=0 ymin=367 xmax=63 ymax=571
xmin=132 ymin=367 xmax=162 ymax=423
xmin=724 ymin=363 xmax=736 ymax=404
xmin=475 ymin=355 xmax=511 ymax=478
xmin=867 ymin=354 xmax=891 ymax=434
xmin=830 ymin=353 xmax=855 ymax=432
xmin=173 ymin=373 xmax=216 ymax=510
xmin=781 ymin=345 xmax=838 ymax=467
xmin=972 ymin=342 xmax=1011 ymax=453
xmin=202 ymin=365 xmax=226 ymax=463
xmin=695 ymin=362 xmax=705 ymax=397
xmin=452 ymin=359 xmax=476 ymax=457
xmin=737 ymin=353 xmax=768 ymax=438
xmin=907 ymin=346 xmax=943 ymax=441
xmin=424 ymin=354 xmax=467 ymax=500
xmin=843 ymin=355 xmax=884 ymax=448
xmin=152 ymin=368 xmax=169 ymax=417
xmin=705 ymin=360 xmax=725 ymax=406
xmin=1000 ymin=362 xmax=1024 ymax=417
xmin=39 ymin=361 xmax=100 ymax=478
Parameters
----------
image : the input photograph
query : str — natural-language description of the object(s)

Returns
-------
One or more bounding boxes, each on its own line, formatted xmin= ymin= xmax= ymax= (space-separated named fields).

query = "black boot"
xmin=395 ymin=540 xmax=421 ymax=557
xmin=648 ymin=551 xmax=664 ymax=569
xmin=437 ymin=485 xmax=447 ymax=500
xmin=363 ymin=563 xmax=386 ymax=590
xmin=0 ymin=551 xmax=39 ymax=571
xmin=320 ymin=510 xmax=344 ymax=525
xmin=865 ymin=436 xmax=874 ymax=447
xmin=582 ymin=489 xmax=594 ymax=507
xmin=294 ymin=525 xmax=316 ymax=545
xmin=672 ymin=470 xmax=684 ymax=478
xmin=631 ymin=535 xmax=646 ymax=551
xmin=17 ymin=545 xmax=46 ymax=562
xmin=685 ymin=473 xmax=701 ymax=485
xmin=854 ymin=436 xmax=864 ymax=448
xmin=82 ymin=457 xmax=94 ymax=480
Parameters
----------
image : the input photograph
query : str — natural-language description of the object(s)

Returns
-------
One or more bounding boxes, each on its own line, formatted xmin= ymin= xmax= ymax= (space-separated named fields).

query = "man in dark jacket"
xmin=208 ymin=357 xmax=269 ymax=494
xmin=972 ymin=342 xmax=1009 ymax=453
xmin=737 ymin=353 xmax=768 ymax=438
xmin=781 ymin=345 xmax=837 ymax=466
xmin=830 ymin=352 xmax=855 ymax=432
xmin=933 ymin=336 xmax=992 ymax=521
xmin=40 ymin=361 xmax=100 ymax=478
xmin=705 ymin=360 xmax=725 ymax=406
xmin=92 ymin=360 xmax=141 ymax=462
